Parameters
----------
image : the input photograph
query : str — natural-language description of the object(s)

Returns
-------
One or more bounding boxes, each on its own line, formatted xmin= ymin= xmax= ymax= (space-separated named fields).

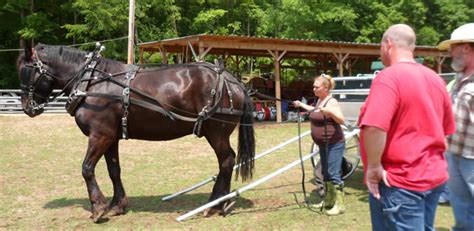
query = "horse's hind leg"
xmin=82 ymin=136 xmax=113 ymax=222
xmin=205 ymin=134 xmax=235 ymax=217
xmin=104 ymin=139 xmax=128 ymax=217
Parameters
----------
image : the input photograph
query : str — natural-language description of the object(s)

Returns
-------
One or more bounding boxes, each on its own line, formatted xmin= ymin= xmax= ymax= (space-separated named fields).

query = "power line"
xmin=0 ymin=36 xmax=129 ymax=53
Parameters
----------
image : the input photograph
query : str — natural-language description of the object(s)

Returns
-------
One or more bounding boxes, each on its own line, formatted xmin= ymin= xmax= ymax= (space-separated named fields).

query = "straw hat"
xmin=438 ymin=23 xmax=474 ymax=50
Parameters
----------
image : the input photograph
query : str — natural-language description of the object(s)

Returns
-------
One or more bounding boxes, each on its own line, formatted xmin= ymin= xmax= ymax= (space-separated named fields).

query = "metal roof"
xmin=138 ymin=34 xmax=449 ymax=59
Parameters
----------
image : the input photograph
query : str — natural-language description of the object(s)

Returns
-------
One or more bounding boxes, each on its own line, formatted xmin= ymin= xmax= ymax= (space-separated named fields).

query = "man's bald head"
xmin=382 ymin=24 xmax=416 ymax=51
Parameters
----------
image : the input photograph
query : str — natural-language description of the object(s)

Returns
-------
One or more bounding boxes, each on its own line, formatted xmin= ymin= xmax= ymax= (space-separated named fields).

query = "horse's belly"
xmin=127 ymin=116 xmax=194 ymax=141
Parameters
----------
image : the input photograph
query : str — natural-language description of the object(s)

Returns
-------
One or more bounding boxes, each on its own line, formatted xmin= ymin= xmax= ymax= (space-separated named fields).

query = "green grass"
xmin=0 ymin=114 xmax=454 ymax=230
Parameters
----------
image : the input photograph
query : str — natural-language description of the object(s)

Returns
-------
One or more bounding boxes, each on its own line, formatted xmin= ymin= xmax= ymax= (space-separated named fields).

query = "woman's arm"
xmin=293 ymin=100 xmax=316 ymax=111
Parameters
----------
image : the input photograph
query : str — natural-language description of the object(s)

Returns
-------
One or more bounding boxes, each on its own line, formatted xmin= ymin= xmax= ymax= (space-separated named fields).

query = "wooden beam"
xmin=333 ymin=53 xmax=350 ymax=76
xmin=198 ymin=46 xmax=212 ymax=61
xmin=187 ymin=41 xmax=198 ymax=61
xmin=435 ymin=56 xmax=447 ymax=73
xmin=160 ymin=46 xmax=168 ymax=64
xmin=127 ymin=0 xmax=135 ymax=64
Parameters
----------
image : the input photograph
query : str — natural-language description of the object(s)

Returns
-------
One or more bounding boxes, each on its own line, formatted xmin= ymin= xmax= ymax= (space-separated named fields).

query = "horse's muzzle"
xmin=22 ymin=101 xmax=44 ymax=117
xmin=23 ymin=107 xmax=43 ymax=117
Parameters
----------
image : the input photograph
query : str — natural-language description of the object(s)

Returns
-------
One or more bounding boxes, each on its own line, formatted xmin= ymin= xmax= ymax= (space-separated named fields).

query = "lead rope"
xmin=296 ymin=107 xmax=309 ymax=205
xmin=295 ymin=108 xmax=320 ymax=213
xmin=294 ymin=100 xmax=331 ymax=213
xmin=321 ymin=113 xmax=329 ymax=212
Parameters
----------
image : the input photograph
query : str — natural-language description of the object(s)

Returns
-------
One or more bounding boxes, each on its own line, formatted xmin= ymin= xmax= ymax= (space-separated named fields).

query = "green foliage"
xmin=433 ymin=0 xmax=474 ymax=41
xmin=18 ymin=12 xmax=58 ymax=41
xmin=417 ymin=26 xmax=441 ymax=45
xmin=192 ymin=9 xmax=229 ymax=34
xmin=2 ymin=0 xmax=474 ymax=88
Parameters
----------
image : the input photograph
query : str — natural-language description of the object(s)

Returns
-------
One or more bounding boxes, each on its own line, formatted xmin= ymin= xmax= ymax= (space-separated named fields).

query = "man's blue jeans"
xmin=445 ymin=152 xmax=474 ymax=231
xmin=368 ymin=182 xmax=445 ymax=231
xmin=318 ymin=141 xmax=345 ymax=185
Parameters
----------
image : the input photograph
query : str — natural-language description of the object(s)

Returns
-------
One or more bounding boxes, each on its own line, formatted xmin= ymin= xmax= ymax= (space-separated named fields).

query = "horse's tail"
xmin=236 ymin=90 xmax=255 ymax=182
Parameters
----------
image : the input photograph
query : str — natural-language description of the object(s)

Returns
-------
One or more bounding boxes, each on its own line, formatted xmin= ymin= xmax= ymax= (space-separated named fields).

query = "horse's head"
xmin=17 ymin=44 xmax=57 ymax=117
xmin=17 ymin=43 xmax=90 ymax=117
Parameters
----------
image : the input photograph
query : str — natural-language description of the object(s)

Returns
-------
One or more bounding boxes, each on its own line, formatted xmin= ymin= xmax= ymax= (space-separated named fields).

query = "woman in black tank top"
xmin=293 ymin=74 xmax=346 ymax=215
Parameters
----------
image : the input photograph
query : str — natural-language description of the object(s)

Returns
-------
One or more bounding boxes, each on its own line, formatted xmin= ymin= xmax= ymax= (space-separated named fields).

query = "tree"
xmin=2 ymin=0 xmax=474 ymax=88
xmin=62 ymin=0 xmax=129 ymax=60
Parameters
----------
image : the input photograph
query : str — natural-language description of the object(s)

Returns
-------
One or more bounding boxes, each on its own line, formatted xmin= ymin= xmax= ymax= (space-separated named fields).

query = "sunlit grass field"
xmin=0 ymin=114 xmax=454 ymax=230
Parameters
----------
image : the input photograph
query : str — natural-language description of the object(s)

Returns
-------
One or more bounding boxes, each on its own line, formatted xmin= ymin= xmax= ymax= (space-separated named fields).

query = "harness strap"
xmin=65 ymin=61 xmax=244 ymax=137
xmin=193 ymin=66 xmax=227 ymax=137
xmin=65 ymin=60 xmax=98 ymax=116
xmin=77 ymin=91 xmax=244 ymax=123
xmin=75 ymin=91 xmax=178 ymax=119
xmin=223 ymin=78 xmax=234 ymax=112
xmin=121 ymin=65 xmax=139 ymax=139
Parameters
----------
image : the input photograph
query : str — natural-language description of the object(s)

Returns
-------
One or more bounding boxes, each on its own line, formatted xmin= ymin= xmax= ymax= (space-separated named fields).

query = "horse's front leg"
xmin=82 ymin=136 xmax=113 ymax=223
xmin=104 ymin=139 xmax=128 ymax=217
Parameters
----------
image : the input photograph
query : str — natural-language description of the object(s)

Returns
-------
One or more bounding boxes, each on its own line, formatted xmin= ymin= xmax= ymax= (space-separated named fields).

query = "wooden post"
xmin=333 ymin=53 xmax=350 ymax=77
xmin=160 ymin=47 xmax=168 ymax=64
xmin=268 ymin=50 xmax=287 ymax=123
xmin=435 ymin=56 xmax=447 ymax=73
xmin=138 ymin=48 xmax=143 ymax=64
xmin=127 ymin=0 xmax=135 ymax=64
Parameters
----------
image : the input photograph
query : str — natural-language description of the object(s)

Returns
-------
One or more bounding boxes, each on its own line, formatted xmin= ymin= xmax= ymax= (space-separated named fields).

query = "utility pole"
xmin=127 ymin=0 xmax=135 ymax=64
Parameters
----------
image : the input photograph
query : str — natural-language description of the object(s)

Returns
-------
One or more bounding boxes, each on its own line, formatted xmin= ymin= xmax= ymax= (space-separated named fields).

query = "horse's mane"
xmin=36 ymin=44 xmax=124 ymax=71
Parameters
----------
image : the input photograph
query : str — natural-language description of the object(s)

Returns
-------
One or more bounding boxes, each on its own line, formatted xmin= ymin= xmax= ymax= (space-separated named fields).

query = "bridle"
xmin=20 ymin=50 xmax=57 ymax=112
xmin=20 ymin=44 xmax=104 ymax=114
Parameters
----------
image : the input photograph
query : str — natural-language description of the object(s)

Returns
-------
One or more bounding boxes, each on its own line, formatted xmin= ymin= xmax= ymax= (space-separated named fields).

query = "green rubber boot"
xmin=313 ymin=182 xmax=336 ymax=209
xmin=326 ymin=184 xmax=345 ymax=216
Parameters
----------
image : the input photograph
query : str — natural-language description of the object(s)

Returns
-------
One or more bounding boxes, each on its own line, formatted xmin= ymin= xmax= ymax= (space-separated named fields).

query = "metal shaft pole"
xmin=176 ymin=129 xmax=360 ymax=221
xmin=176 ymin=150 xmax=319 ymax=222
xmin=162 ymin=130 xmax=311 ymax=201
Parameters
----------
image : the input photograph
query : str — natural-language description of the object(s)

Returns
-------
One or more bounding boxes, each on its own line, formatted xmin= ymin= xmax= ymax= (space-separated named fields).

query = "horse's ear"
xmin=24 ymin=44 xmax=33 ymax=62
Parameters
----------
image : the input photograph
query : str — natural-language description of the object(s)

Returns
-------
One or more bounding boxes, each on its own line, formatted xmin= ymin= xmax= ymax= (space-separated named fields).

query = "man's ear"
xmin=463 ymin=43 xmax=474 ymax=53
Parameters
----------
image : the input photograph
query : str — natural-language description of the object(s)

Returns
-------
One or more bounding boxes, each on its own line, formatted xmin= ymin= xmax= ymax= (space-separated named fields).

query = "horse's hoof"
xmin=92 ymin=210 xmax=107 ymax=223
xmin=221 ymin=200 xmax=236 ymax=216
xmin=203 ymin=208 xmax=220 ymax=217
xmin=91 ymin=206 xmax=109 ymax=223
xmin=105 ymin=205 xmax=126 ymax=217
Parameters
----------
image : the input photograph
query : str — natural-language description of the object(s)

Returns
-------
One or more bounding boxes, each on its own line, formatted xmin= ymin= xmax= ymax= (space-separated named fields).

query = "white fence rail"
xmin=0 ymin=73 xmax=455 ymax=114
xmin=0 ymin=89 xmax=67 ymax=114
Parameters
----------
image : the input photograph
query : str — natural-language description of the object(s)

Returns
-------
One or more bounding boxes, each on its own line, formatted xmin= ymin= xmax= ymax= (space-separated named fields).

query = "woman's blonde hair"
xmin=316 ymin=74 xmax=336 ymax=90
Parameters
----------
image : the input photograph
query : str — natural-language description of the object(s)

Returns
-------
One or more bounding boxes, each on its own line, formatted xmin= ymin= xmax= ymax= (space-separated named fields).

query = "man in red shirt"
xmin=358 ymin=24 xmax=455 ymax=230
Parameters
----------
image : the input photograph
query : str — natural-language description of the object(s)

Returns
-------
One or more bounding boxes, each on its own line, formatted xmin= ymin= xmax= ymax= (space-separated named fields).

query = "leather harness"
xmin=65 ymin=60 xmax=244 ymax=139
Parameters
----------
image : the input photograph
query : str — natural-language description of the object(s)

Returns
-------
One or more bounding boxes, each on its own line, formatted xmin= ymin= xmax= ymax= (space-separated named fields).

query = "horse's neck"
xmin=55 ymin=58 xmax=127 ymax=94
xmin=53 ymin=61 xmax=87 ymax=94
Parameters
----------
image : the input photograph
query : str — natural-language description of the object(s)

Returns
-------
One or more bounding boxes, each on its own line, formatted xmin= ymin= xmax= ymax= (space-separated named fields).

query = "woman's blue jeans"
xmin=368 ymin=182 xmax=445 ymax=231
xmin=445 ymin=152 xmax=474 ymax=231
xmin=318 ymin=141 xmax=345 ymax=185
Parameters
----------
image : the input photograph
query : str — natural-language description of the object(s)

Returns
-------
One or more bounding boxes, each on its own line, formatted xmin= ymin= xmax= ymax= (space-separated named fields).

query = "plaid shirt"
xmin=448 ymin=74 xmax=474 ymax=159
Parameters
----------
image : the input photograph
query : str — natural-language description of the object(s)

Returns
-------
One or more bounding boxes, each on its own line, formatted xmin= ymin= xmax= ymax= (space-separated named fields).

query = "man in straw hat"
xmin=438 ymin=23 xmax=474 ymax=231
xmin=359 ymin=24 xmax=455 ymax=230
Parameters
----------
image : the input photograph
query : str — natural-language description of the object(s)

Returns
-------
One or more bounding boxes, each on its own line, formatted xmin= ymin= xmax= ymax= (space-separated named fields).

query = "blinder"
xmin=19 ymin=51 xmax=56 ymax=114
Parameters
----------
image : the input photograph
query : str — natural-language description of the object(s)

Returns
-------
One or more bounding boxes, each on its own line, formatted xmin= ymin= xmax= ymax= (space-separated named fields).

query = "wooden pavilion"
xmin=138 ymin=34 xmax=449 ymax=122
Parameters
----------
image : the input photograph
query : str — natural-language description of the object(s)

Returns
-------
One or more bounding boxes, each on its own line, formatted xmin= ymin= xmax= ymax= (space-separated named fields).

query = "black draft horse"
xmin=17 ymin=43 xmax=255 ymax=222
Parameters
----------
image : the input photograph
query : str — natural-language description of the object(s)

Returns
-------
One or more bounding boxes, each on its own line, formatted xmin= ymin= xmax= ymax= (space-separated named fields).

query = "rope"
xmin=297 ymin=108 xmax=309 ymax=204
